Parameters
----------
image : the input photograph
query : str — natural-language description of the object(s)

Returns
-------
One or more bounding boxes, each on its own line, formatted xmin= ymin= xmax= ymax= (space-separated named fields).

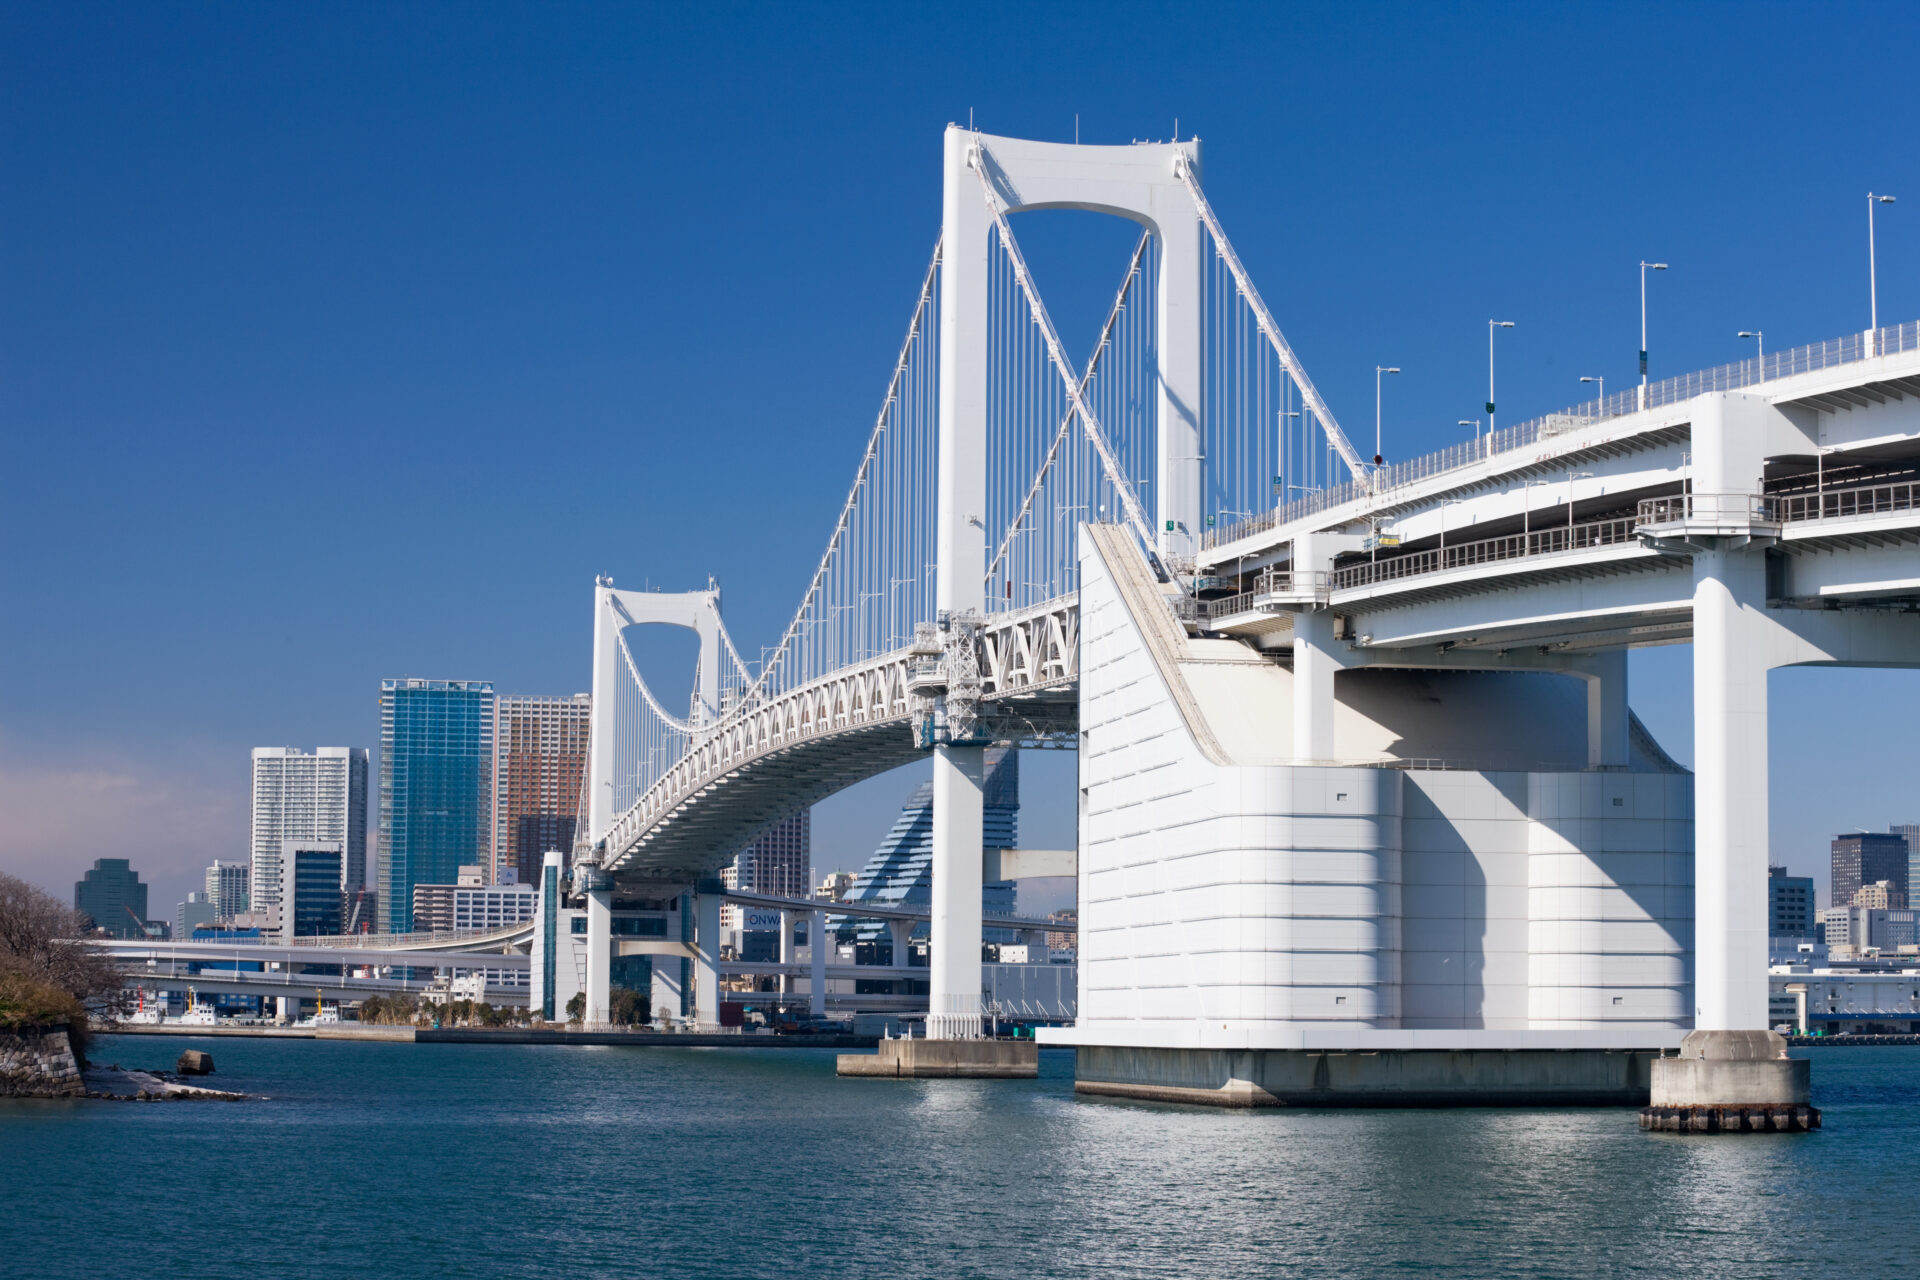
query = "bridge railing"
xmin=1329 ymin=516 xmax=1639 ymax=591
xmin=1774 ymin=479 xmax=1920 ymax=524
xmin=1635 ymin=493 xmax=1777 ymax=528
xmin=1203 ymin=570 xmax=1330 ymax=620
xmin=1203 ymin=318 xmax=1920 ymax=552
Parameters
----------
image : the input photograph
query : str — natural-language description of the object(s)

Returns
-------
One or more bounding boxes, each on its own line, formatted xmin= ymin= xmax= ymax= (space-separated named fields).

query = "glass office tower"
xmin=378 ymin=679 xmax=495 ymax=934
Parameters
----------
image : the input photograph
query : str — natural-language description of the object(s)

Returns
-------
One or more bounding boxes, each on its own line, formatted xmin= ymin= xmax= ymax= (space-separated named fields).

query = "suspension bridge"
xmin=558 ymin=126 xmax=1920 ymax=1108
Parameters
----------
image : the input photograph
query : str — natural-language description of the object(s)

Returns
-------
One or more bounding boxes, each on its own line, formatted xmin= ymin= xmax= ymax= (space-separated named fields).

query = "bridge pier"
xmin=1645 ymin=399 xmax=1816 ymax=1127
xmin=808 ymin=908 xmax=826 ymax=1017
xmin=583 ymin=866 xmax=612 ymax=1028
xmin=1291 ymin=608 xmax=1343 ymax=762
xmin=928 ymin=744 xmax=985 ymax=1039
xmin=694 ymin=880 xmax=723 ymax=1029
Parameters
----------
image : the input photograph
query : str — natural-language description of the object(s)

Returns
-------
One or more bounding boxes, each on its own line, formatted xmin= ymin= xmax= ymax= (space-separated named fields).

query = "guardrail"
xmin=1330 ymin=516 xmax=1639 ymax=591
xmin=1203 ymin=318 xmax=1920 ymax=551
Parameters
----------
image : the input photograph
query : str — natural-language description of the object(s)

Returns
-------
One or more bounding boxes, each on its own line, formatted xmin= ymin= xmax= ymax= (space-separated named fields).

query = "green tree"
xmin=565 ymin=991 xmax=586 ymax=1024
xmin=609 ymin=986 xmax=650 ymax=1027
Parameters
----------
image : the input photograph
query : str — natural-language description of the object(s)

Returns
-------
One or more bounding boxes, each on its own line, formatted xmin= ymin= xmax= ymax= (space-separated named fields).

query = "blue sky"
xmin=4 ymin=2 xmax=1917 ymax=914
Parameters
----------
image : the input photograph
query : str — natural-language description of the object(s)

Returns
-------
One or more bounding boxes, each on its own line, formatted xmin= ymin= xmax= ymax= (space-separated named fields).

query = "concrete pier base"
xmin=1642 ymin=1030 xmax=1817 ymax=1133
xmin=1071 ymin=1044 xmax=1660 ymax=1107
xmin=837 ymin=1038 xmax=1038 ymax=1079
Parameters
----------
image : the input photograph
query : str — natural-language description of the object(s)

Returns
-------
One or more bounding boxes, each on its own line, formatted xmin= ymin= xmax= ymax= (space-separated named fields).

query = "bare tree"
xmin=0 ymin=872 xmax=123 ymax=1007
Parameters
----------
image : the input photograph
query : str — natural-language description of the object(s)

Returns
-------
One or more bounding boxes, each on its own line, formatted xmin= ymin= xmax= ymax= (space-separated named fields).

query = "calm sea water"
xmin=2 ymin=1038 xmax=1915 ymax=1279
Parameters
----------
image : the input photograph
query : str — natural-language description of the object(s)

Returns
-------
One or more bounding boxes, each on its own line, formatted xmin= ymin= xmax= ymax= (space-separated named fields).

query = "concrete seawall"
xmin=1073 ymin=1045 xmax=1659 ymax=1107
xmin=101 ymin=1025 xmax=877 ymax=1049
xmin=0 ymin=1027 xmax=85 ymax=1097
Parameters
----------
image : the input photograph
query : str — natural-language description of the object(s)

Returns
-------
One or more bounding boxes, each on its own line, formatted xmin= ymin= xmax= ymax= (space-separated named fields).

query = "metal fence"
xmin=1204 ymin=319 xmax=1920 ymax=552
xmin=1330 ymin=516 xmax=1639 ymax=591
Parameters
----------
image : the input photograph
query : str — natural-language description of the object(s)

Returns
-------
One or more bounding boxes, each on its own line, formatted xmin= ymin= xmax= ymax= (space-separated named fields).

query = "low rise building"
xmin=412 ymin=865 xmax=536 ymax=934
xmin=282 ymin=840 xmax=345 ymax=938
xmin=175 ymin=892 xmax=216 ymax=941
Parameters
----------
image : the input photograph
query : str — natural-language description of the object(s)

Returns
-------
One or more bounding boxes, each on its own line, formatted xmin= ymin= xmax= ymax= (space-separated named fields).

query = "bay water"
xmin=3 ymin=1037 xmax=1915 ymax=1278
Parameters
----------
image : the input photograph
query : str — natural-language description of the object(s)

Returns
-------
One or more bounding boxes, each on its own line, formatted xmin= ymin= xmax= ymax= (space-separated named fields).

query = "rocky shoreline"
xmin=82 ymin=1064 xmax=253 ymax=1102
xmin=2 ymin=1027 xmax=257 ymax=1100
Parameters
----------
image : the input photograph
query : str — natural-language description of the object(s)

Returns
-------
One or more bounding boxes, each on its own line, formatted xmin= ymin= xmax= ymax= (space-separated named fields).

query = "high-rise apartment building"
xmin=250 ymin=747 xmax=369 ymax=918
xmin=723 ymin=810 xmax=811 ymax=898
xmin=74 ymin=858 xmax=148 ymax=939
xmin=379 ymin=679 xmax=495 ymax=934
xmin=493 ymin=693 xmax=590 ymax=886
xmin=720 ymin=809 xmax=810 ymax=932
xmin=205 ymin=859 xmax=250 ymax=919
xmin=842 ymin=748 xmax=1019 ymax=943
xmin=1768 ymin=865 xmax=1816 ymax=939
xmin=1831 ymin=832 xmax=1908 ymax=911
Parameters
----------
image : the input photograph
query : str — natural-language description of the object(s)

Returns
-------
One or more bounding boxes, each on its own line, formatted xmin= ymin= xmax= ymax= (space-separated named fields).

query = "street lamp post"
xmin=1869 ymin=193 xmax=1896 ymax=353
xmin=1458 ymin=418 xmax=1483 ymax=459
xmin=1488 ymin=321 xmax=1515 ymax=433
xmin=1374 ymin=365 xmax=1400 ymax=470
xmin=1566 ymin=470 xmax=1594 ymax=535
xmin=1439 ymin=498 xmax=1464 ymax=565
xmin=1522 ymin=478 xmax=1552 ymax=543
xmin=1639 ymin=261 xmax=1668 ymax=409
xmin=1739 ymin=330 xmax=1765 ymax=382
xmin=1579 ymin=375 xmax=1605 ymax=419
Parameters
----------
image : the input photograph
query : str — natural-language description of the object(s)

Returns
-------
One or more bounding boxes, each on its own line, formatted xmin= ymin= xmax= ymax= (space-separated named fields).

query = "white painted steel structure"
xmin=573 ymin=126 xmax=1920 ymax=1062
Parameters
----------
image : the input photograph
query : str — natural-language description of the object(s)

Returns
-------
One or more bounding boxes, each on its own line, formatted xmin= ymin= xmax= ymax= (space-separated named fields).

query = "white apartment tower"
xmin=204 ymin=859 xmax=250 ymax=919
xmin=250 ymin=747 xmax=369 ymax=915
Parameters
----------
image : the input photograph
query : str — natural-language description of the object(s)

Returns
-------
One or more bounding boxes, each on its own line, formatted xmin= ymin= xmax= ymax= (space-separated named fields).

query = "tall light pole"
xmin=1869 ymin=193 xmax=1896 ymax=351
xmin=1639 ymin=261 xmax=1667 ymax=409
xmin=1579 ymin=375 xmax=1605 ymax=419
xmin=1487 ymin=321 xmax=1514 ymax=433
xmin=1374 ymin=365 xmax=1400 ymax=468
xmin=1739 ymin=330 xmax=1765 ymax=382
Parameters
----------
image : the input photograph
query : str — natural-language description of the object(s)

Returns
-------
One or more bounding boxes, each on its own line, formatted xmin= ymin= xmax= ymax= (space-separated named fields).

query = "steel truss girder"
xmin=601 ymin=597 xmax=1083 ymax=878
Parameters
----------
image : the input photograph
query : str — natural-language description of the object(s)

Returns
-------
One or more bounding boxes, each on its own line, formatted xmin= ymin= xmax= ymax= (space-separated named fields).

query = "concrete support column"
xmin=694 ymin=880 xmax=723 ymax=1029
xmin=929 ymin=744 xmax=985 ymax=1039
xmin=1583 ymin=648 xmax=1630 ymax=768
xmin=584 ymin=879 xmax=612 ymax=1028
xmin=777 ymin=908 xmax=793 ymax=997
xmin=808 ymin=908 xmax=826 ymax=1018
xmin=1292 ymin=609 xmax=1341 ymax=763
xmin=1692 ymin=545 xmax=1770 ymax=1032
xmin=886 ymin=917 xmax=912 ymax=971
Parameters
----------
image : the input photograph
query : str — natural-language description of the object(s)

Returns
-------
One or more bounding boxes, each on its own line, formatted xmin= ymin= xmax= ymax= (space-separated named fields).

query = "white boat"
xmin=127 ymin=988 xmax=167 ymax=1025
xmin=174 ymin=987 xmax=220 ymax=1026
xmin=296 ymin=1003 xmax=342 ymax=1028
